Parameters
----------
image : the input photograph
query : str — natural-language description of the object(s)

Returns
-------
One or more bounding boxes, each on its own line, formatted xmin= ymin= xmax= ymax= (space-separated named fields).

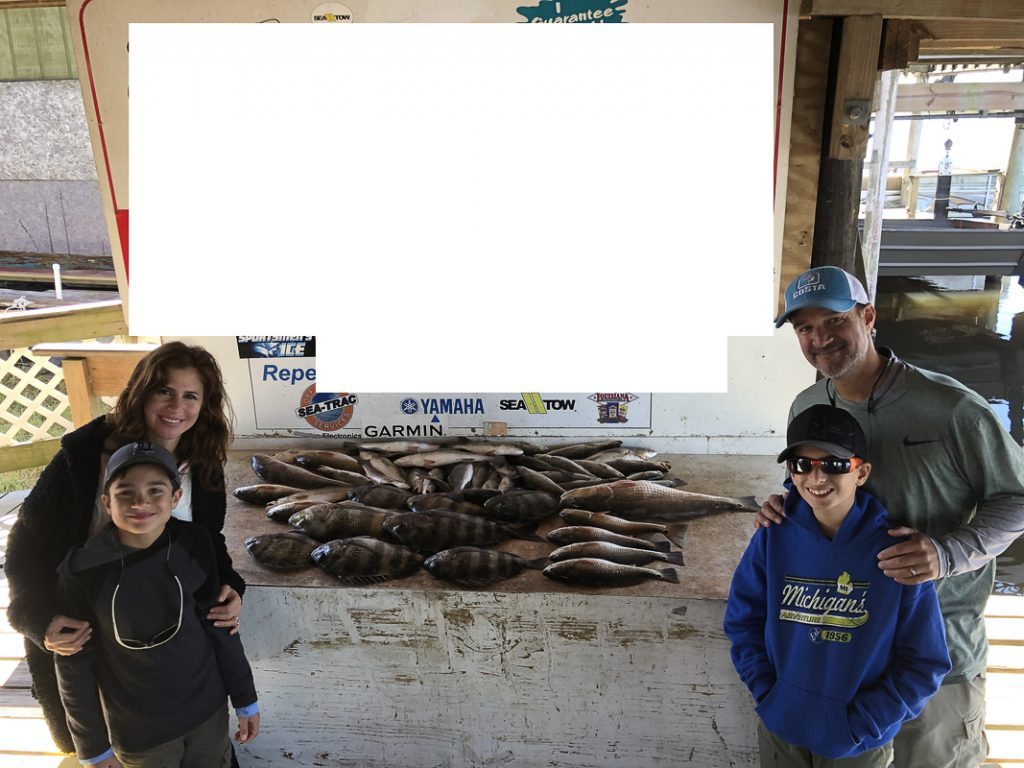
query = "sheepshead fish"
xmin=545 ymin=526 xmax=670 ymax=552
xmin=288 ymin=504 xmax=394 ymax=542
xmin=406 ymin=493 xmax=486 ymax=516
xmin=347 ymin=484 xmax=413 ymax=509
xmin=383 ymin=510 xmax=545 ymax=553
xmin=548 ymin=541 xmax=684 ymax=566
xmin=542 ymin=558 xmax=679 ymax=587
xmin=311 ymin=537 xmax=422 ymax=584
xmin=233 ymin=484 xmax=302 ymax=505
xmin=244 ymin=531 xmax=320 ymax=570
xmin=558 ymin=509 xmax=685 ymax=546
xmin=560 ymin=480 xmax=757 ymax=521
xmin=251 ymin=454 xmax=350 ymax=489
xmin=423 ymin=547 xmax=546 ymax=587
xmin=483 ymin=490 xmax=559 ymax=524
xmin=462 ymin=488 xmax=501 ymax=505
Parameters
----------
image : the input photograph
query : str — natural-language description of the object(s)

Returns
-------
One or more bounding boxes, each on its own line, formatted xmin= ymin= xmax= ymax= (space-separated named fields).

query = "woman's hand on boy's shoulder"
xmin=755 ymin=492 xmax=787 ymax=529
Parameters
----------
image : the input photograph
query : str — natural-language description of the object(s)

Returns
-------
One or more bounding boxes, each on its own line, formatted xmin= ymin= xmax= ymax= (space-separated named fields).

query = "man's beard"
xmin=811 ymin=338 xmax=869 ymax=380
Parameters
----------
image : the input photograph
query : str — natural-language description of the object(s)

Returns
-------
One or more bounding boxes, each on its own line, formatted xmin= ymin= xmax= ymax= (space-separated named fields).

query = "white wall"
xmin=172 ymin=331 xmax=813 ymax=454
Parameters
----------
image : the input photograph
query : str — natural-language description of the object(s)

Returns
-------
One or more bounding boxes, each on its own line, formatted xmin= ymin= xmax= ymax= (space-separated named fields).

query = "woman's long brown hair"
xmin=108 ymin=342 xmax=232 ymax=490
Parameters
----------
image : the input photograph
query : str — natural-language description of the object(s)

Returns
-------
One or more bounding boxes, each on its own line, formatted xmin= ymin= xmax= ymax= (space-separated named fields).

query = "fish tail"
xmin=654 ymin=540 xmax=672 ymax=553
xmin=738 ymin=496 xmax=759 ymax=510
xmin=664 ymin=551 xmax=684 ymax=565
xmin=659 ymin=568 xmax=680 ymax=584
xmin=665 ymin=523 xmax=687 ymax=548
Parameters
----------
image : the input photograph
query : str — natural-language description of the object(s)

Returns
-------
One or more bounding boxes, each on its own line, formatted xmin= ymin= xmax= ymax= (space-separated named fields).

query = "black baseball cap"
xmin=777 ymin=404 xmax=868 ymax=463
xmin=104 ymin=441 xmax=181 ymax=492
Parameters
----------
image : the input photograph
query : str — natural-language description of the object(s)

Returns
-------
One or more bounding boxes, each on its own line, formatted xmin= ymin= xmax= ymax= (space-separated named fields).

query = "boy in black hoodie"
xmin=55 ymin=441 xmax=259 ymax=767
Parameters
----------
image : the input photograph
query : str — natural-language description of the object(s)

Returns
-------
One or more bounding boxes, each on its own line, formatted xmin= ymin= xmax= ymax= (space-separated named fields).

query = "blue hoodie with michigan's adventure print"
xmin=724 ymin=483 xmax=951 ymax=759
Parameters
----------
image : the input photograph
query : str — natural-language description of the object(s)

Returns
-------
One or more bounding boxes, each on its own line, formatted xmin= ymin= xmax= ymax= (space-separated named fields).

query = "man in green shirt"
xmin=761 ymin=265 xmax=1024 ymax=768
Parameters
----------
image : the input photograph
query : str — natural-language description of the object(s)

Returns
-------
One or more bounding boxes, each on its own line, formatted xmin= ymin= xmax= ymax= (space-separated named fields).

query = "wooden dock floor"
xmin=0 ymin=485 xmax=1020 ymax=766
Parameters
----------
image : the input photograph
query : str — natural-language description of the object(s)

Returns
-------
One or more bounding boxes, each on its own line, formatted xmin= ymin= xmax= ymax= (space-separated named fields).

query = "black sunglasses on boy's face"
xmin=787 ymin=456 xmax=864 ymax=476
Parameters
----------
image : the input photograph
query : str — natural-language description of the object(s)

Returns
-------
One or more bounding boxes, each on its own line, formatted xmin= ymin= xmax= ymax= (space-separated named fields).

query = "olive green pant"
xmin=893 ymin=676 xmax=988 ymax=768
xmin=116 ymin=705 xmax=231 ymax=768
xmin=757 ymin=721 xmax=893 ymax=768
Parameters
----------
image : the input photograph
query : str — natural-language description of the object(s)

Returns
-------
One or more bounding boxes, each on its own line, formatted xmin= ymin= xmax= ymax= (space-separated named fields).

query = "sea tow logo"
xmin=364 ymin=424 xmax=443 ymax=438
xmin=791 ymin=271 xmax=825 ymax=300
xmin=237 ymin=336 xmax=315 ymax=359
xmin=401 ymin=397 xmax=485 ymax=416
xmin=778 ymin=575 xmax=870 ymax=629
xmin=517 ymin=0 xmax=627 ymax=24
xmin=499 ymin=393 xmax=577 ymax=415
xmin=296 ymin=385 xmax=357 ymax=432
xmin=589 ymin=392 xmax=638 ymax=424
xmin=310 ymin=3 xmax=353 ymax=22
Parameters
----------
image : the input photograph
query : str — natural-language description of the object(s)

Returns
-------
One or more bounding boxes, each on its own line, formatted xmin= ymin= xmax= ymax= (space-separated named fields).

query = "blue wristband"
xmin=81 ymin=747 xmax=114 ymax=765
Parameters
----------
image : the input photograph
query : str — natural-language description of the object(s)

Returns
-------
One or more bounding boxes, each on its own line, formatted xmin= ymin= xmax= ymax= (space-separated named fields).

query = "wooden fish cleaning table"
xmin=222 ymin=449 xmax=782 ymax=767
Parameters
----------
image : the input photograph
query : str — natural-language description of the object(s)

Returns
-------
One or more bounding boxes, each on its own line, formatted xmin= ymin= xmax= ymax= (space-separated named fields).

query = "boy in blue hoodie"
xmin=724 ymin=404 xmax=950 ymax=767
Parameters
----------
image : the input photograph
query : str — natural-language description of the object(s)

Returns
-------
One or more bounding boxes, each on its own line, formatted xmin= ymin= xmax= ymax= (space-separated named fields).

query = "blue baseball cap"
xmin=775 ymin=266 xmax=870 ymax=328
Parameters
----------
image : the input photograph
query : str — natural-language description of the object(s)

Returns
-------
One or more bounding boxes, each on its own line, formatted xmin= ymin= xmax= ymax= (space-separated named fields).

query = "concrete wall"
xmin=0 ymin=80 xmax=110 ymax=255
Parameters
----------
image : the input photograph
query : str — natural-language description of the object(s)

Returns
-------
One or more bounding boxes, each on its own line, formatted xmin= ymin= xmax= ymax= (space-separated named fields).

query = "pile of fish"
xmin=237 ymin=438 xmax=759 ymax=589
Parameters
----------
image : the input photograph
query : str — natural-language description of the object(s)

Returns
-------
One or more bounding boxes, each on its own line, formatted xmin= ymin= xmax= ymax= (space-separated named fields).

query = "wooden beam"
xmin=0 ymin=440 xmax=60 ymax=473
xmin=880 ymin=19 xmax=920 ymax=69
xmin=0 ymin=299 xmax=126 ymax=350
xmin=829 ymin=15 xmax=884 ymax=161
xmin=32 ymin=342 xmax=155 ymax=396
xmin=915 ymin=19 xmax=1024 ymax=42
xmin=801 ymin=1 xmax=1024 ymax=22
xmin=0 ymin=0 xmax=65 ymax=7
xmin=60 ymin=358 xmax=102 ymax=428
xmin=779 ymin=19 xmax=834 ymax=314
xmin=895 ymin=82 xmax=1024 ymax=112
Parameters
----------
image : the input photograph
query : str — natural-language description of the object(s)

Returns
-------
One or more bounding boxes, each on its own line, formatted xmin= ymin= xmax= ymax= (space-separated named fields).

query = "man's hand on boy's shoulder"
xmin=755 ymin=492 xmax=787 ymax=529
xmin=236 ymin=712 xmax=260 ymax=744
xmin=878 ymin=526 xmax=941 ymax=584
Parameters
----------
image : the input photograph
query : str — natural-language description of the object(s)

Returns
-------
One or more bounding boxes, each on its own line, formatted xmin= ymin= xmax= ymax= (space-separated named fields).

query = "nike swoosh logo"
xmin=903 ymin=436 xmax=939 ymax=447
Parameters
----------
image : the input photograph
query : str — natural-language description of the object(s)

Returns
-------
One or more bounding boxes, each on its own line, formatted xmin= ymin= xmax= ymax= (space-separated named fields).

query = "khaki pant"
xmin=893 ymin=676 xmax=988 ymax=768
xmin=757 ymin=721 xmax=893 ymax=768
xmin=117 ymin=705 xmax=232 ymax=768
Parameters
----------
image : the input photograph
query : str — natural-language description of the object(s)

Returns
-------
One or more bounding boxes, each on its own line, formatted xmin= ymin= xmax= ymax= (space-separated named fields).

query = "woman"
xmin=5 ymin=341 xmax=244 ymax=755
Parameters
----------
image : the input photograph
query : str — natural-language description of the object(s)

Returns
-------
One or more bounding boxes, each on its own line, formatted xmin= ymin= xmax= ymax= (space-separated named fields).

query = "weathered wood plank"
xmin=801 ymin=0 xmax=1024 ymax=21
xmin=0 ymin=300 xmax=125 ymax=351
xmin=0 ymin=442 xmax=59 ymax=474
xmin=237 ymin=587 xmax=756 ymax=767
xmin=828 ymin=15 xmax=883 ymax=161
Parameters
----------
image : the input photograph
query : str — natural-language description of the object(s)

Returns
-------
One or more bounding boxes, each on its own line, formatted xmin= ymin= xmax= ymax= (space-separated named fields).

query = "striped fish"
xmin=311 ymin=537 xmax=422 ymax=584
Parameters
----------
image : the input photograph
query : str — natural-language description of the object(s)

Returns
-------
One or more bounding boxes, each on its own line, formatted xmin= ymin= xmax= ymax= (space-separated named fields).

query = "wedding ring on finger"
xmin=910 ymin=567 xmax=917 ymax=577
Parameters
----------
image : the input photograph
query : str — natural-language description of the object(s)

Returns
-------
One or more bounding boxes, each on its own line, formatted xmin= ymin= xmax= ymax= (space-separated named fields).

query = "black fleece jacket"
xmin=5 ymin=414 xmax=244 ymax=648
xmin=56 ymin=519 xmax=257 ymax=759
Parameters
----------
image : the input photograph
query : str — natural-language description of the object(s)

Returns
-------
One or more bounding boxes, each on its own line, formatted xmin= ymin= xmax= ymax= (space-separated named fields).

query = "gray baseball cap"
xmin=104 ymin=441 xmax=181 ymax=492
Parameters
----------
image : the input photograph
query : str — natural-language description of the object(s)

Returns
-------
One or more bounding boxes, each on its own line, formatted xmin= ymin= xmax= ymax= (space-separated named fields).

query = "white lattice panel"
xmin=0 ymin=347 xmax=73 ymax=446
